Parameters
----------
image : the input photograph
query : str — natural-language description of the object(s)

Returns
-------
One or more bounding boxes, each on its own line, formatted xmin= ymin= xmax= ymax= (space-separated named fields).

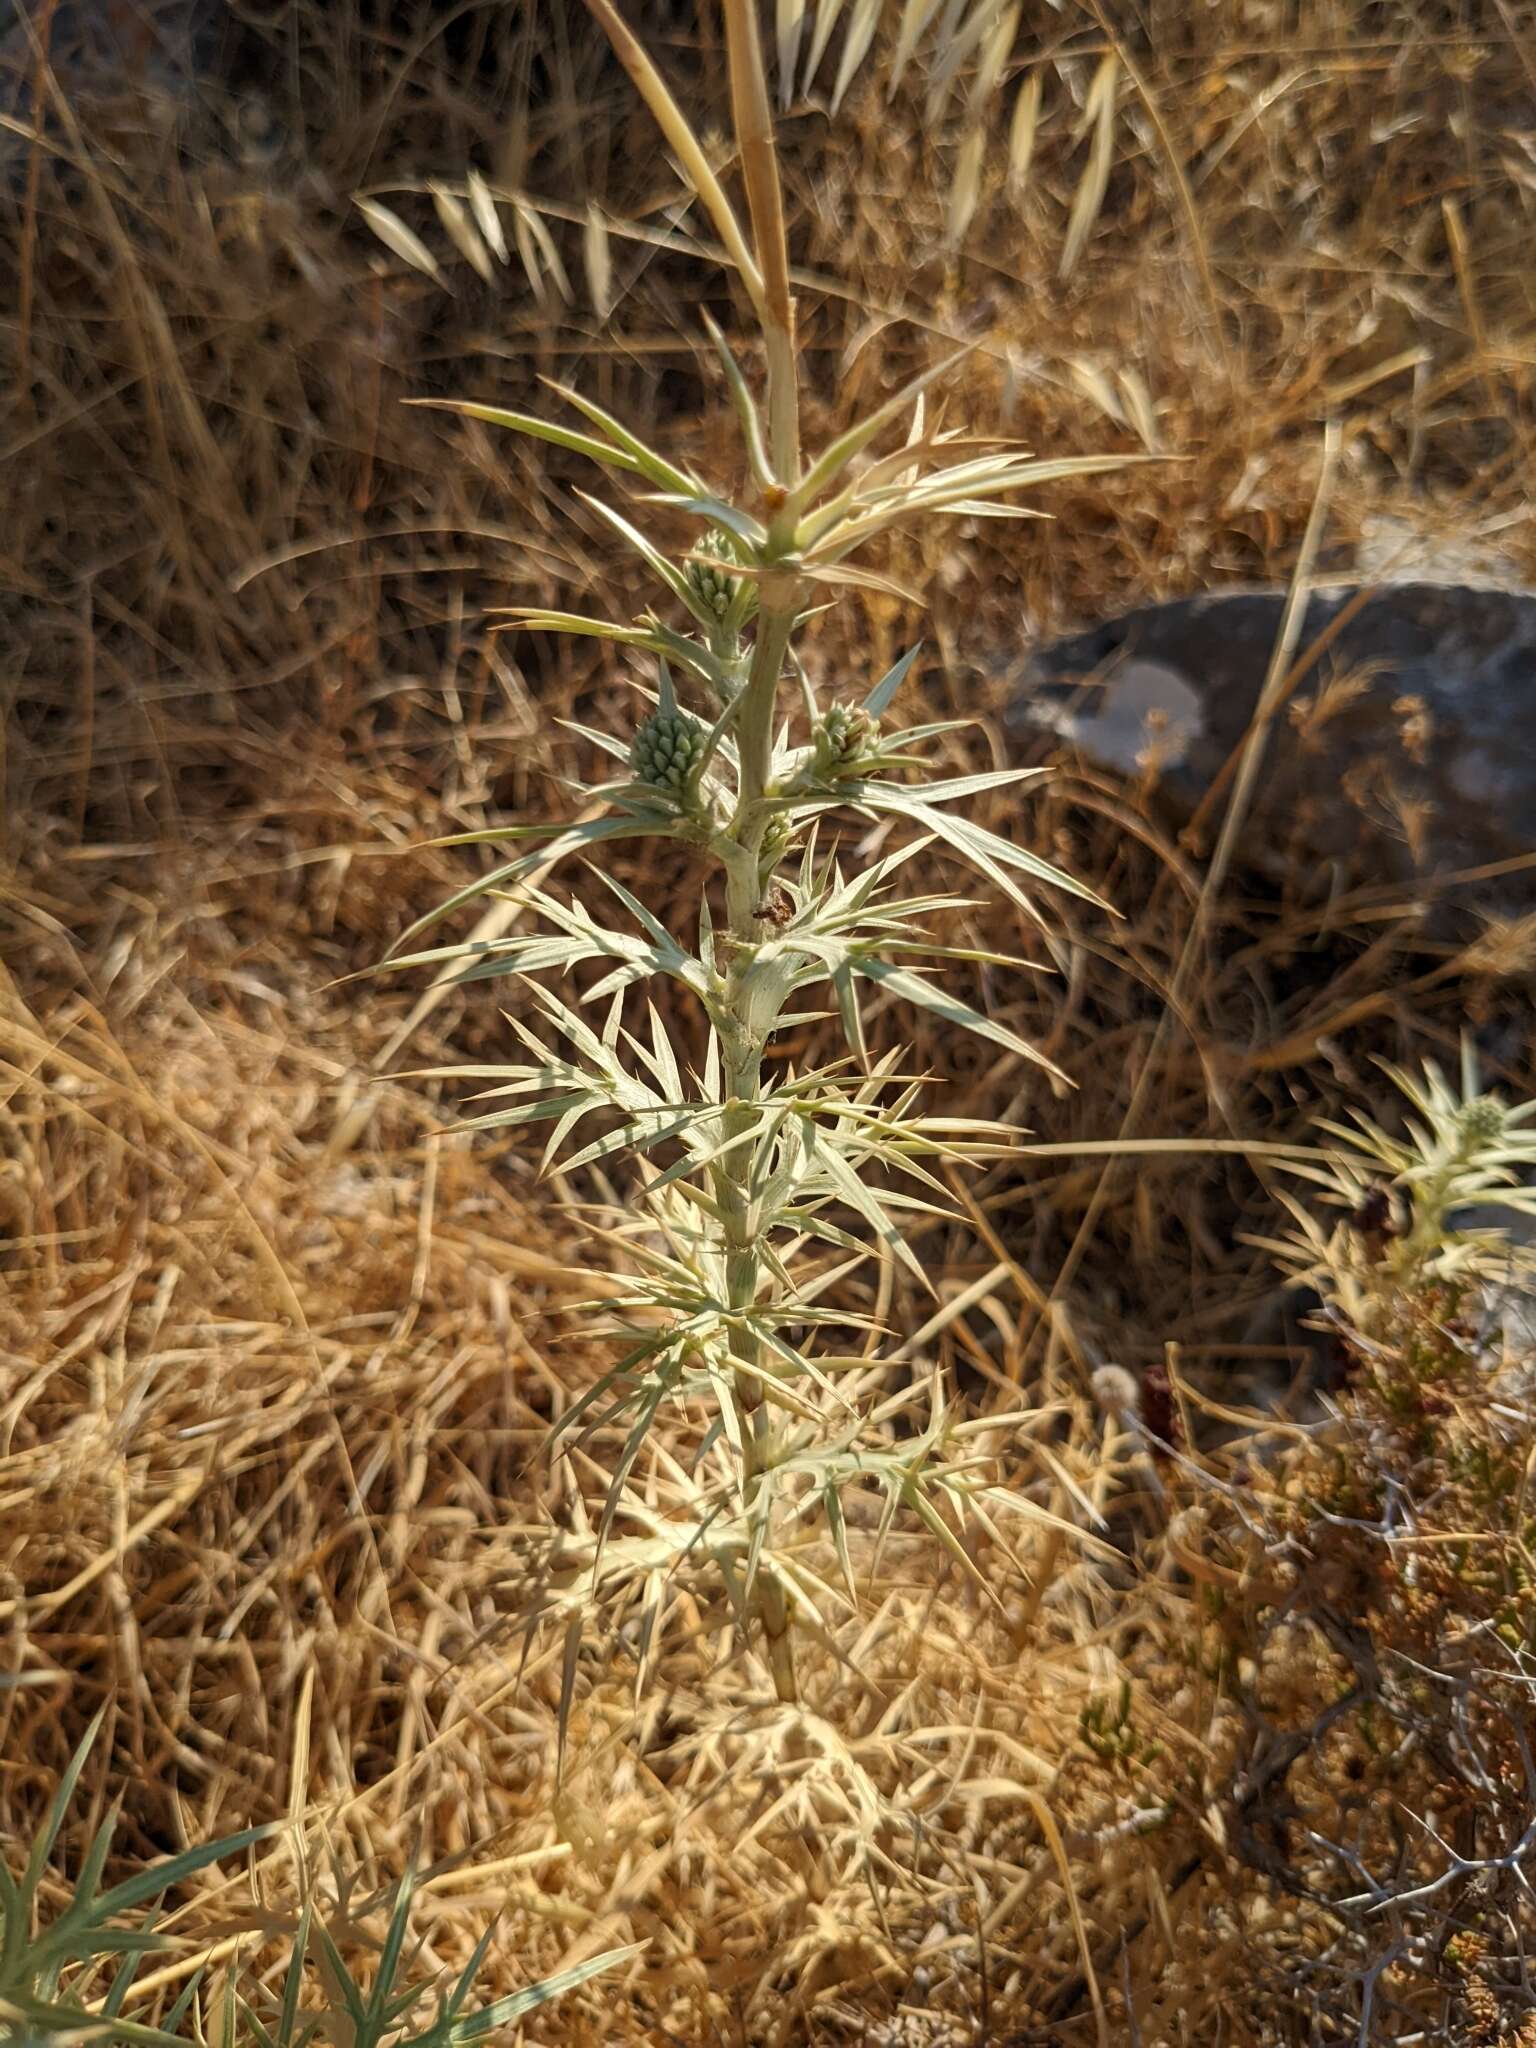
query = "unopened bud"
xmin=812 ymin=702 xmax=879 ymax=778
xmin=631 ymin=707 xmax=705 ymax=798
xmin=684 ymin=530 xmax=753 ymax=626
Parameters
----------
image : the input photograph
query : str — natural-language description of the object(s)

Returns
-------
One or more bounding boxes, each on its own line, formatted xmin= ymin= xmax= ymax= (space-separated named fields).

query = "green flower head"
xmin=1457 ymin=1094 xmax=1507 ymax=1152
xmin=631 ymin=706 xmax=705 ymax=797
xmin=685 ymin=530 xmax=754 ymax=626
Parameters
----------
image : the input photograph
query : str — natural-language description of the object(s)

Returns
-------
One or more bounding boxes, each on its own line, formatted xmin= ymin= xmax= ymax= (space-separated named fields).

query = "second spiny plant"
xmin=379 ymin=0 xmax=1125 ymax=1708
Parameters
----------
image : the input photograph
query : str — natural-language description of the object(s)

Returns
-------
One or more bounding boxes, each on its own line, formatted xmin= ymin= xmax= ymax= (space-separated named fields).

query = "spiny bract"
xmin=812 ymin=702 xmax=879 ymax=778
xmin=757 ymin=808 xmax=795 ymax=870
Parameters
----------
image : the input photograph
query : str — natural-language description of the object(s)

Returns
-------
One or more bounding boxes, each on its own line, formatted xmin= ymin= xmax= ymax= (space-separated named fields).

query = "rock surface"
xmin=1 ymin=3 xmax=213 ymax=102
xmin=1006 ymin=582 xmax=1536 ymax=933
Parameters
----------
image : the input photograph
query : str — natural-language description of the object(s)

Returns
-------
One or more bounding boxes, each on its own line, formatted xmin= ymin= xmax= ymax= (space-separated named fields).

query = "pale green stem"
xmin=583 ymin=0 xmax=764 ymax=306
xmin=717 ymin=0 xmax=802 ymax=1684
xmin=727 ymin=594 xmax=798 ymax=903
xmin=715 ymin=586 xmax=801 ymax=1704
xmin=722 ymin=0 xmax=799 ymax=482
xmin=587 ymin=0 xmax=807 ymax=1713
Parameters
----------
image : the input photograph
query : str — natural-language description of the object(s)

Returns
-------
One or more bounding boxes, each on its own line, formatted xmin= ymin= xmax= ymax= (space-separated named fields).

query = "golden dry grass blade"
xmin=802 ymin=0 xmax=849 ymax=97
xmin=511 ymin=197 xmax=573 ymax=303
xmin=924 ymin=0 xmax=1001 ymax=119
xmin=1066 ymin=356 xmax=1126 ymax=428
xmin=0 ymin=1466 xmax=208 ymax=1624
xmin=946 ymin=128 xmax=987 ymax=249
xmin=583 ymin=201 xmax=614 ymax=318
xmin=973 ymin=2 xmax=1019 ymax=116
xmin=1199 ymin=419 xmax=1343 ymax=918
xmin=1115 ymin=366 xmax=1161 ymax=451
xmin=887 ymin=0 xmax=943 ymax=96
xmin=776 ymin=0 xmax=808 ymax=106
xmin=1007 ymin=64 xmax=1041 ymax=194
xmin=1058 ymin=53 xmax=1118 ymax=281
xmin=466 ymin=167 xmax=509 ymax=261
xmin=945 ymin=0 xmax=1018 ymax=244
xmin=583 ymin=0 xmax=765 ymax=308
xmin=1083 ymin=0 xmax=1225 ymax=348
xmin=722 ymin=0 xmax=799 ymax=476
xmin=830 ymin=0 xmax=884 ymax=114
xmin=1020 ymin=1788 xmax=1110 ymax=2048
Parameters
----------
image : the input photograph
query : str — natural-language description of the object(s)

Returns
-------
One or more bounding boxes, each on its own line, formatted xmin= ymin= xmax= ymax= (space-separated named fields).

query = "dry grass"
xmin=3 ymin=1 xmax=1536 ymax=2040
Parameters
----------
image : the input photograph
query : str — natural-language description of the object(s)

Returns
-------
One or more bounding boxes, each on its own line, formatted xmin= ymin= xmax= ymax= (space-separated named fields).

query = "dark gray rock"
xmin=0 ymin=6 xmax=293 ymax=201
xmin=0 ymin=3 xmax=214 ymax=101
xmin=1006 ymin=583 xmax=1536 ymax=932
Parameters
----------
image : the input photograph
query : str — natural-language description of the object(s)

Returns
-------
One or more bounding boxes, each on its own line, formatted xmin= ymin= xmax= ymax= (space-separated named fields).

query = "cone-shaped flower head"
xmin=685 ymin=529 xmax=756 ymax=632
xmin=631 ymin=706 xmax=706 ymax=796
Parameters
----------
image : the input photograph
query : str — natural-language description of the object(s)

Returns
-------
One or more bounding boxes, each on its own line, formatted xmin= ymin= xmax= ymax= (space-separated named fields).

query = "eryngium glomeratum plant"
xmin=1261 ymin=1045 xmax=1536 ymax=1340
xmin=0 ymin=1713 xmax=633 ymax=2045
xmin=379 ymin=0 xmax=1125 ymax=1708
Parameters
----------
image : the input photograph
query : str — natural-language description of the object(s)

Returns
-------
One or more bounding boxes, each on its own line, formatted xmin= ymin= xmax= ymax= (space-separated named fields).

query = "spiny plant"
xmin=236 ymin=1866 xmax=637 ymax=2048
xmin=378 ymin=0 xmax=1125 ymax=1711
xmin=1199 ymin=1059 xmax=1536 ymax=2040
xmin=0 ymin=1713 xmax=635 ymax=2045
xmin=1261 ymin=1044 xmax=1536 ymax=1340
xmin=0 ymin=1712 xmax=270 ymax=2046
